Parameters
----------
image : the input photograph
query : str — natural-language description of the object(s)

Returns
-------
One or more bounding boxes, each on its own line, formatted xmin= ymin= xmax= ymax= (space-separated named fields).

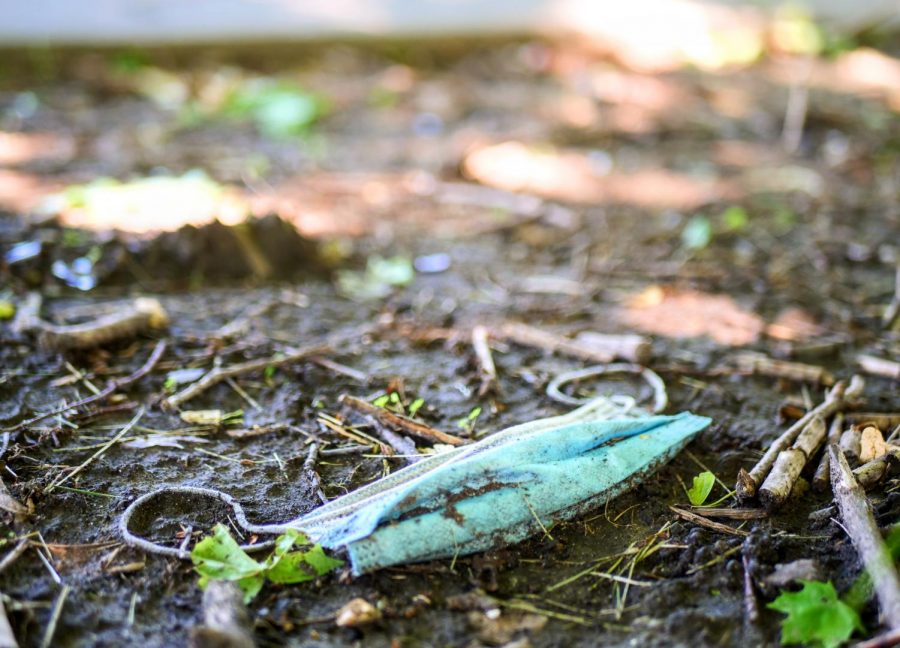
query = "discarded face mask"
xmin=120 ymin=398 xmax=710 ymax=575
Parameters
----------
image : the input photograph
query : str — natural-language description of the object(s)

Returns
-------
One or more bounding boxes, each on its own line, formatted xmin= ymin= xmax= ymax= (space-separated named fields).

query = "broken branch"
xmin=736 ymin=375 xmax=864 ymax=501
xmin=812 ymin=413 xmax=844 ymax=492
xmin=758 ymin=416 xmax=826 ymax=510
xmin=830 ymin=444 xmax=900 ymax=631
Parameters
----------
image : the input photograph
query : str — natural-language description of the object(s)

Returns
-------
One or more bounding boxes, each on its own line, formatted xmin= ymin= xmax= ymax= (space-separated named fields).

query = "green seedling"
xmin=458 ymin=406 xmax=482 ymax=432
xmin=408 ymin=398 xmax=425 ymax=418
xmin=192 ymin=525 xmax=343 ymax=603
xmin=686 ymin=471 xmax=716 ymax=506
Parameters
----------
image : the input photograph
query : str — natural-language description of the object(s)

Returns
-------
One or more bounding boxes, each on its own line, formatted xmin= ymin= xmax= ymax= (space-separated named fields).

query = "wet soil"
xmin=0 ymin=39 xmax=899 ymax=647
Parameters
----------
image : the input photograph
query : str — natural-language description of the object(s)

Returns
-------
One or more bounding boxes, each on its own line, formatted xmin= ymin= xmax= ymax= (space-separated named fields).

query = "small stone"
xmin=335 ymin=598 xmax=380 ymax=627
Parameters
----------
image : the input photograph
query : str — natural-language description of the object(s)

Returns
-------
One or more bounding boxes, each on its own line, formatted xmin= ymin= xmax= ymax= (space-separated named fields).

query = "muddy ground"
xmin=0 ymin=38 xmax=899 ymax=647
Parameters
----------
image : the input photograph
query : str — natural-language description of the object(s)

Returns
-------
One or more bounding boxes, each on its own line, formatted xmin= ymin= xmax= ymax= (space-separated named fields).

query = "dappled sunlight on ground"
xmin=765 ymin=307 xmax=824 ymax=342
xmin=0 ymin=131 xmax=75 ymax=166
xmin=618 ymin=285 xmax=765 ymax=346
xmin=462 ymin=141 xmax=731 ymax=209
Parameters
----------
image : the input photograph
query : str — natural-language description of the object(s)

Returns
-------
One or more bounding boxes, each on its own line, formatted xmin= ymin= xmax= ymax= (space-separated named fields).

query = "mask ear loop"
xmin=119 ymin=486 xmax=290 ymax=558
xmin=546 ymin=363 xmax=668 ymax=414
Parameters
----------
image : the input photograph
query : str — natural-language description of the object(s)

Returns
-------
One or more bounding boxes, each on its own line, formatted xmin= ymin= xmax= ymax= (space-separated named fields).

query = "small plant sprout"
xmin=686 ymin=471 xmax=716 ymax=506
xmin=458 ymin=406 xmax=483 ymax=433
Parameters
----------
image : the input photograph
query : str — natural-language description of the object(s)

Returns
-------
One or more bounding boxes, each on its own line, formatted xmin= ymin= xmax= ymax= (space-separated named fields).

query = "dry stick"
xmin=39 ymin=584 xmax=70 ymax=648
xmin=471 ymin=325 xmax=498 ymax=396
xmin=0 ymin=596 xmax=17 ymax=648
xmin=847 ymin=414 xmax=900 ymax=430
xmin=858 ymin=355 xmax=900 ymax=381
xmin=687 ymin=508 xmax=767 ymax=521
xmin=742 ymin=553 xmax=759 ymax=626
xmin=732 ymin=351 xmax=834 ymax=385
xmin=493 ymin=322 xmax=616 ymax=363
xmin=36 ymin=298 xmax=169 ymax=351
xmin=310 ymin=357 xmax=368 ymax=383
xmin=3 ymin=340 xmax=166 ymax=434
xmin=0 ymin=539 xmax=30 ymax=576
xmin=882 ymin=264 xmax=900 ymax=330
xmin=830 ymin=445 xmax=900 ymax=631
xmin=189 ymin=581 xmax=255 ymax=648
xmin=162 ymin=343 xmax=331 ymax=410
xmin=669 ymin=506 xmax=749 ymax=538
xmin=736 ymin=375 xmax=864 ymax=501
xmin=854 ymin=448 xmax=900 ymax=490
xmin=855 ymin=627 xmax=900 ymax=648
xmin=339 ymin=396 xmax=467 ymax=447
xmin=44 ymin=408 xmax=145 ymax=494
xmin=813 ymin=413 xmax=845 ymax=492
xmin=758 ymin=416 xmax=827 ymax=510
xmin=365 ymin=421 xmax=420 ymax=464
xmin=301 ymin=442 xmax=328 ymax=503
xmin=842 ymin=425 xmax=863 ymax=463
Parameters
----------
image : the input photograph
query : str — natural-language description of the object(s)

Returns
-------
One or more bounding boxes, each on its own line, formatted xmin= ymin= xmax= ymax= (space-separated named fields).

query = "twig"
xmin=366 ymin=422 xmax=420 ymax=465
xmin=742 ymin=553 xmax=759 ymax=625
xmin=842 ymin=425 xmax=863 ymax=462
xmin=758 ymin=416 xmax=826 ymax=510
xmin=0 ymin=596 xmax=17 ymax=648
xmin=162 ymin=343 xmax=330 ymax=410
xmin=781 ymin=57 xmax=811 ymax=154
xmin=830 ymin=444 xmax=900 ymax=630
xmin=35 ymin=298 xmax=169 ymax=351
xmin=44 ymin=408 xmax=145 ymax=493
xmin=311 ymin=357 xmax=368 ymax=383
xmin=669 ymin=506 xmax=749 ymax=537
xmin=339 ymin=396 xmax=467 ymax=446
xmin=855 ymin=627 xmax=900 ymax=648
xmin=812 ymin=413 xmax=844 ymax=492
xmin=882 ymin=264 xmax=900 ymax=330
xmin=854 ymin=448 xmax=900 ymax=490
xmin=846 ymin=414 xmax=900 ymax=430
xmin=471 ymin=325 xmax=498 ymax=396
xmin=732 ymin=352 xmax=834 ymax=385
xmin=493 ymin=322 xmax=617 ymax=363
xmin=3 ymin=340 xmax=166 ymax=434
xmin=0 ymin=538 xmax=30 ymax=575
xmin=189 ymin=580 xmax=256 ymax=648
xmin=302 ymin=442 xmax=328 ymax=503
xmin=39 ymin=584 xmax=70 ymax=648
xmin=858 ymin=355 xmax=900 ymax=380
xmin=687 ymin=508 xmax=767 ymax=520
xmin=736 ymin=376 xmax=864 ymax=501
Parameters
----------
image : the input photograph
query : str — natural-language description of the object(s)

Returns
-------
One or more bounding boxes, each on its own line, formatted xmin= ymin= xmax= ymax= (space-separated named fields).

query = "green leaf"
xmin=721 ymin=206 xmax=749 ymax=231
xmin=408 ymin=398 xmax=425 ymax=417
xmin=686 ymin=471 xmax=716 ymax=506
xmin=373 ymin=395 xmax=390 ymax=408
xmin=267 ymin=545 xmax=344 ymax=584
xmin=768 ymin=581 xmax=864 ymax=648
xmin=192 ymin=524 xmax=342 ymax=602
xmin=191 ymin=524 xmax=263 ymax=585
